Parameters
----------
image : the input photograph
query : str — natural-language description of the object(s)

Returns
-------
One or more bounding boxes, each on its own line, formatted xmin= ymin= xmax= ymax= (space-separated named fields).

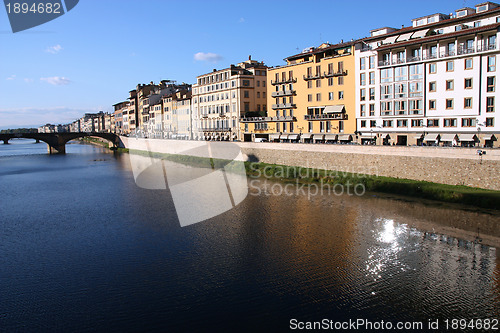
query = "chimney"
xmin=248 ymin=55 xmax=251 ymax=60
xmin=213 ymin=68 xmax=217 ymax=72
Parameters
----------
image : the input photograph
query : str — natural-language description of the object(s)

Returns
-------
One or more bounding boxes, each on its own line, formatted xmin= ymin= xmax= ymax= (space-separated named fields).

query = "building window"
xmin=369 ymin=56 xmax=375 ymax=69
xmin=395 ymin=100 xmax=407 ymax=115
xmin=429 ymin=100 xmax=436 ymax=110
xmin=411 ymin=119 xmax=423 ymax=127
xmin=461 ymin=118 xmax=476 ymax=127
xmin=427 ymin=119 xmax=439 ymax=127
xmin=369 ymin=88 xmax=375 ymax=100
xmin=381 ymin=84 xmax=393 ymax=99
xmin=308 ymin=122 xmax=313 ymax=132
xmin=409 ymin=64 xmax=423 ymax=80
xmin=308 ymin=94 xmax=312 ymax=102
xmin=338 ymin=76 xmax=344 ymax=85
xmin=316 ymin=93 xmax=321 ymax=102
xmin=319 ymin=121 xmax=325 ymax=133
xmin=446 ymin=99 xmax=454 ymax=109
xmin=329 ymin=92 xmax=334 ymax=101
xmin=465 ymin=78 xmax=473 ymax=89
xmin=256 ymin=81 xmax=260 ymax=87
xmin=446 ymin=61 xmax=454 ymax=72
xmin=429 ymin=81 xmax=436 ymax=92
xmin=338 ymin=91 xmax=344 ymax=100
xmin=464 ymin=97 xmax=472 ymax=109
xmin=244 ymin=123 xmax=249 ymax=132
xmin=444 ymin=118 xmax=457 ymax=127
xmin=369 ymin=72 xmax=375 ymax=85
xmin=487 ymin=97 xmax=495 ymax=112
xmin=360 ymin=89 xmax=366 ymax=101
xmin=409 ymin=100 xmax=423 ymax=115
xmin=488 ymin=56 xmax=496 ymax=72
xmin=369 ymin=104 xmax=375 ymax=116
xmin=328 ymin=77 xmax=334 ymax=86
xmin=370 ymin=120 xmax=376 ymax=127
xmin=383 ymin=120 xmax=393 ymax=128
xmin=465 ymin=58 xmax=473 ymax=69
xmin=380 ymin=68 xmax=393 ymax=83
xmin=361 ymin=120 xmax=366 ymax=128
xmin=307 ymin=81 xmax=313 ymax=89
xmin=316 ymin=79 xmax=321 ymax=88
xmin=360 ymin=73 xmax=366 ymax=86
xmin=242 ymin=80 xmax=250 ymax=86
xmin=486 ymin=117 xmax=494 ymax=127
xmin=487 ymin=76 xmax=496 ymax=92
xmin=257 ymin=92 xmax=260 ymax=98
xmin=429 ymin=63 xmax=437 ymax=74
xmin=360 ymin=58 xmax=366 ymax=70
xmin=446 ymin=80 xmax=454 ymax=91
xmin=244 ymin=90 xmax=249 ymax=98
xmin=397 ymin=119 xmax=408 ymax=127
xmin=360 ymin=104 xmax=366 ymax=117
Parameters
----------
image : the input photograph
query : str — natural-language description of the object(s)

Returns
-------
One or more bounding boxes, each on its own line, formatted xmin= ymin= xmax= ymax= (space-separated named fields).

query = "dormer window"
xmin=457 ymin=10 xmax=467 ymax=17
xmin=477 ymin=5 xmax=488 ymax=12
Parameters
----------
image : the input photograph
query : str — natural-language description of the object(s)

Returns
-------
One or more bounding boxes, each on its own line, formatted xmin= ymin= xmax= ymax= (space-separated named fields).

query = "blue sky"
xmin=0 ymin=0 xmax=468 ymax=128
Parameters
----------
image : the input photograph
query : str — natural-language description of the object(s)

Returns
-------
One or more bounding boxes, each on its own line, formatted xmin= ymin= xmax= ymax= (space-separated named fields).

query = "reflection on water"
xmin=0 ymin=141 xmax=498 ymax=331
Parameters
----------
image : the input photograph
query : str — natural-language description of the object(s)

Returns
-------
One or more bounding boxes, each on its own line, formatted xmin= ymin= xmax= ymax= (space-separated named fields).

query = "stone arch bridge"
xmin=0 ymin=132 xmax=120 ymax=154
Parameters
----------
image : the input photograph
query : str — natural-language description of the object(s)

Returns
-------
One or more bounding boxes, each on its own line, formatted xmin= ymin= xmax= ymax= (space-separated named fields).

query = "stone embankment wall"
xmin=120 ymin=137 xmax=500 ymax=191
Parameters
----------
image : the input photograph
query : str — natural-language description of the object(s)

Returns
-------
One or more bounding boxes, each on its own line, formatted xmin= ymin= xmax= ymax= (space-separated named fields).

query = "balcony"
xmin=271 ymin=77 xmax=297 ymax=85
xmin=323 ymin=70 xmax=348 ymax=77
xmin=271 ymin=90 xmax=296 ymax=97
xmin=304 ymin=113 xmax=347 ymax=121
xmin=406 ymin=56 xmax=421 ymax=63
xmin=240 ymin=116 xmax=295 ymax=122
xmin=272 ymin=103 xmax=296 ymax=110
xmin=378 ymin=60 xmax=391 ymax=67
xmin=303 ymin=73 xmax=322 ymax=81
xmin=477 ymin=43 xmax=497 ymax=52
xmin=457 ymin=46 xmax=475 ymax=55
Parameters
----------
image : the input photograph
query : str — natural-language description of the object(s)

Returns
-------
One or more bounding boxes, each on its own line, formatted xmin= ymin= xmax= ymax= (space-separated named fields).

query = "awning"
xmin=396 ymin=32 xmax=414 ymax=42
xmin=288 ymin=134 xmax=299 ymax=140
xmin=324 ymin=134 xmax=338 ymax=141
xmin=338 ymin=134 xmax=353 ymax=141
xmin=382 ymin=35 xmax=398 ymax=44
xmin=360 ymin=134 xmax=376 ymax=139
xmin=458 ymin=134 xmax=477 ymax=142
xmin=301 ymin=133 xmax=313 ymax=139
xmin=484 ymin=134 xmax=497 ymax=141
xmin=414 ymin=134 xmax=424 ymax=139
xmin=323 ymin=105 xmax=345 ymax=113
xmin=423 ymin=133 xmax=439 ymax=141
xmin=269 ymin=133 xmax=280 ymax=140
xmin=313 ymin=134 xmax=325 ymax=141
xmin=411 ymin=29 xmax=429 ymax=39
xmin=440 ymin=133 xmax=457 ymax=142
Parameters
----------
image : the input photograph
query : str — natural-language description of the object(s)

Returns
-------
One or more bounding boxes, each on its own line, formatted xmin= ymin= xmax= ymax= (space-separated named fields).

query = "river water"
xmin=0 ymin=140 xmax=499 ymax=332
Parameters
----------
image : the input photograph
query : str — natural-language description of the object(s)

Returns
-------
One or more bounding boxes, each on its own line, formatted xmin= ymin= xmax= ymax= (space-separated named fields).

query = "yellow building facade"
xmin=241 ymin=41 xmax=357 ymax=143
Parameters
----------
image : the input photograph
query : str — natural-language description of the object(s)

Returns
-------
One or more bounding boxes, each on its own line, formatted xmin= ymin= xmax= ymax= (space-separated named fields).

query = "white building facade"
xmin=355 ymin=2 xmax=500 ymax=147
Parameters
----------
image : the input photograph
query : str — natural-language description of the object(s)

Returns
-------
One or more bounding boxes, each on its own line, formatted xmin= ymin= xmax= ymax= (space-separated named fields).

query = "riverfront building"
xmin=241 ymin=41 xmax=357 ymax=143
xmin=192 ymin=56 xmax=268 ymax=141
xmin=354 ymin=1 xmax=500 ymax=147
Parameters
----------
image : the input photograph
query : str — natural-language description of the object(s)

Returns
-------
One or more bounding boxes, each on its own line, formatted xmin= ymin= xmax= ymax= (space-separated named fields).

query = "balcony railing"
xmin=323 ymin=70 xmax=348 ymax=77
xmin=303 ymin=73 xmax=322 ymax=81
xmin=271 ymin=90 xmax=296 ymax=97
xmin=271 ymin=77 xmax=297 ymax=85
xmin=406 ymin=56 xmax=421 ymax=63
xmin=457 ymin=46 xmax=475 ymax=55
xmin=477 ymin=43 xmax=497 ymax=52
xmin=272 ymin=103 xmax=296 ymax=110
xmin=304 ymin=113 xmax=347 ymax=120
xmin=240 ymin=116 xmax=295 ymax=122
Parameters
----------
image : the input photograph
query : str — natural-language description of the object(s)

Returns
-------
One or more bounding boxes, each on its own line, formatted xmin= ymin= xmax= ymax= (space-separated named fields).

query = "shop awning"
xmin=440 ymin=133 xmax=457 ymax=142
xmin=313 ymin=134 xmax=325 ymax=141
xmin=338 ymin=134 xmax=353 ymax=141
xmin=301 ymin=133 xmax=313 ymax=139
xmin=423 ymin=133 xmax=439 ymax=141
xmin=323 ymin=105 xmax=345 ymax=113
xmin=414 ymin=134 xmax=424 ymax=139
xmin=324 ymin=134 xmax=338 ymax=141
xmin=269 ymin=133 xmax=280 ymax=140
xmin=288 ymin=134 xmax=299 ymax=140
xmin=458 ymin=134 xmax=477 ymax=142
xmin=360 ymin=134 xmax=376 ymax=139
xmin=484 ymin=134 xmax=497 ymax=141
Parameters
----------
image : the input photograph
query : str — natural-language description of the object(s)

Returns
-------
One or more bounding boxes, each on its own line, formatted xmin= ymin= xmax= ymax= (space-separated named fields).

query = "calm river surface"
xmin=1 ymin=140 xmax=499 ymax=332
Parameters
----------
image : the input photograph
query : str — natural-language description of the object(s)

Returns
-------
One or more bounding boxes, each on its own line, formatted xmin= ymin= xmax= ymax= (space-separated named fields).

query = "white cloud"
xmin=194 ymin=52 xmax=223 ymax=63
xmin=6 ymin=75 xmax=16 ymax=80
xmin=40 ymin=76 xmax=71 ymax=85
xmin=238 ymin=17 xmax=245 ymax=23
xmin=24 ymin=78 xmax=34 ymax=83
xmin=45 ymin=44 xmax=63 ymax=54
